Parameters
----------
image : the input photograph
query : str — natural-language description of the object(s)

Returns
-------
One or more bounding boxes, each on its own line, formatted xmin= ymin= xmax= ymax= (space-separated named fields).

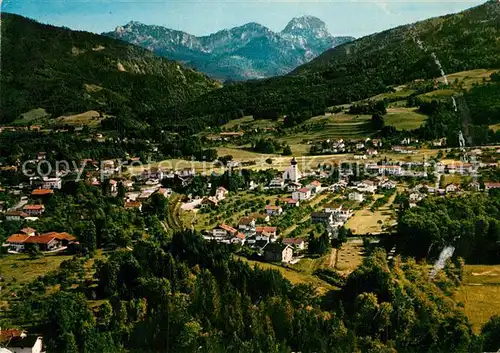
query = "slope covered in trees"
xmin=0 ymin=13 xmax=219 ymax=124
xmin=9 ymin=230 xmax=485 ymax=353
xmin=162 ymin=0 xmax=500 ymax=133
xmin=397 ymin=192 xmax=500 ymax=264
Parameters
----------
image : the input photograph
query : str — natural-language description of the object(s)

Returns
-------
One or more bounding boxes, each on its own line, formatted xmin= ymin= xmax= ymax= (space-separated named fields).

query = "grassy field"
xmin=291 ymin=253 xmax=331 ymax=273
xmin=440 ymin=174 xmax=472 ymax=187
xmin=384 ymin=107 xmax=427 ymax=130
xmin=235 ymin=255 xmax=334 ymax=294
xmin=0 ymin=254 xmax=73 ymax=284
xmin=362 ymin=86 xmax=415 ymax=103
xmin=436 ymin=69 xmax=499 ymax=89
xmin=221 ymin=116 xmax=280 ymax=130
xmin=55 ymin=110 xmax=106 ymax=127
xmin=279 ymin=113 xmax=374 ymax=145
xmin=335 ymin=239 xmax=365 ymax=275
xmin=0 ymin=253 xmax=74 ymax=299
xmin=345 ymin=194 xmax=396 ymax=235
xmin=12 ymin=108 xmax=50 ymax=125
xmin=455 ymin=264 xmax=500 ymax=333
xmin=419 ymin=89 xmax=456 ymax=101
xmin=222 ymin=116 xmax=283 ymax=130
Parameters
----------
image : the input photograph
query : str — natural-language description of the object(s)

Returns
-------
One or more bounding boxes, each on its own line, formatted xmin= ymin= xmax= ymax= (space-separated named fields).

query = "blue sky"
xmin=1 ymin=0 xmax=485 ymax=37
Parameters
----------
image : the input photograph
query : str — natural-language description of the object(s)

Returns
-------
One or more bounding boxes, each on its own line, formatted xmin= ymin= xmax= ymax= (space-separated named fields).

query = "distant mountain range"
xmin=165 ymin=0 xmax=500 ymax=132
xmin=104 ymin=16 xmax=354 ymax=80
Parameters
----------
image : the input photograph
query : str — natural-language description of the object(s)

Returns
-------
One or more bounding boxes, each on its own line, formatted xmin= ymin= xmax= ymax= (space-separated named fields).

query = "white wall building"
xmin=348 ymin=192 xmax=364 ymax=202
xmin=283 ymin=157 xmax=301 ymax=183
xmin=292 ymin=188 xmax=312 ymax=201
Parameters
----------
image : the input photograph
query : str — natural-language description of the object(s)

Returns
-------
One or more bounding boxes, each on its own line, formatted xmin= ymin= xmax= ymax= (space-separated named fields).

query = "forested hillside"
xmin=162 ymin=0 xmax=500 ymax=133
xmin=10 ymin=227 xmax=483 ymax=353
xmin=0 ymin=13 xmax=219 ymax=124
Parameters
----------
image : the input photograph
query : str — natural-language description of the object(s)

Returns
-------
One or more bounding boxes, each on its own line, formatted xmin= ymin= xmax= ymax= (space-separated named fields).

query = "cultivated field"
xmin=222 ymin=116 xmax=280 ymax=130
xmin=279 ymin=113 xmax=374 ymax=144
xmin=364 ymin=86 xmax=415 ymax=103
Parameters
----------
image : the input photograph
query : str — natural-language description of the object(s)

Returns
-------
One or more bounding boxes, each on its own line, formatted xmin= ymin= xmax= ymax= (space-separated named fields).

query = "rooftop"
xmin=217 ymin=224 xmax=238 ymax=234
xmin=283 ymin=238 xmax=305 ymax=245
xmin=256 ymin=226 xmax=277 ymax=233
xmin=31 ymin=189 xmax=54 ymax=196
xmin=23 ymin=204 xmax=45 ymax=211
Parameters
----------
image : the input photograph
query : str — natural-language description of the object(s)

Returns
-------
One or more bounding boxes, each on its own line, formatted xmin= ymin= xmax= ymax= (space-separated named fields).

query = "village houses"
xmin=22 ymin=204 xmax=45 ymax=216
xmin=282 ymin=238 xmax=306 ymax=251
xmin=292 ymin=188 xmax=312 ymax=201
xmin=348 ymin=192 xmax=365 ymax=202
xmin=265 ymin=205 xmax=283 ymax=216
xmin=215 ymin=186 xmax=229 ymax=200
xmin=263 ymin=243 xmax=293 ymax=264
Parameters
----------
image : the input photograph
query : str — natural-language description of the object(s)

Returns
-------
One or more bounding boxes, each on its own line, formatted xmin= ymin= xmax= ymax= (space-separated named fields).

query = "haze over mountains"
xmin=104 ymin=16 xmax=354 ymax=80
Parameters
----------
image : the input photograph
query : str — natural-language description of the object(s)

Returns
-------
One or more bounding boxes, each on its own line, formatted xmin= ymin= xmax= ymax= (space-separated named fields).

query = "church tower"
xmin=283 ymin=157 xmax=301 ymax=183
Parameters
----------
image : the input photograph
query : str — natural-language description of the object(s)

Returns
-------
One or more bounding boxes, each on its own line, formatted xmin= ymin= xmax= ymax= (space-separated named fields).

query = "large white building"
xmin=283 ymin=157 xmax=301 ymax=183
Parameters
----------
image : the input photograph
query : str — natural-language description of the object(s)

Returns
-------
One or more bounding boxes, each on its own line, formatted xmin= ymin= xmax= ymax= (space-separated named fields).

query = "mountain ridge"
xmin=161 ymin=0 xmax=500 ymax=132
xmin=0 ymin=12 xmax=219 ymax=125
xmin=104 ymin=16 xmax=354 ymax=80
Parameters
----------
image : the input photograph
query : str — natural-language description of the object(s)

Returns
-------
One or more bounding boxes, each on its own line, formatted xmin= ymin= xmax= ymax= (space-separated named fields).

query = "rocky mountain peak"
xmin=282 ymin=16 xmax=329 ymax=37
xmin=105 ymin=16 xmax=354 ymax=80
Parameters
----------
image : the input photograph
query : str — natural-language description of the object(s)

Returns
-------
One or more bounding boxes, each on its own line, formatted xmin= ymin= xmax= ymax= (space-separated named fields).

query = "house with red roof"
xmin=256 ymin=226 xmax=278 ymax=238
xmin=200 ymin=196 xmax=219 ymax=208
xmin=265 ymin=205 xmax=283 ymax=216
xmin=31 ymin=188 xmax=54 ymax=197
xmin=212 ymin=224 xmax=238 ymax=240
xmin=292 ymin=187 xmax=312 ymax=201
xmin=282 ymin=238 xmax=306 ymax=251
xmin=307 ymin=180 xmax=322 ymax=194
xmin=232 ymin=232 xmax=246 ymax=245
xmin=485 ymin=182 xmax=500 ymax=191
xmin=4 ymin=211 xmax=29 ymax=222
xmin=3 ymin=234 xmax=31 ymax=252
xmin=3 ymin=231 xmax=76 ymax=252
xmin=281 ymin=198 xmax=300 ymax=207
xmin=124 ymin=201 xmax=142 ymax=211
xmin=23 ymin=204 xmax=45 ymax=216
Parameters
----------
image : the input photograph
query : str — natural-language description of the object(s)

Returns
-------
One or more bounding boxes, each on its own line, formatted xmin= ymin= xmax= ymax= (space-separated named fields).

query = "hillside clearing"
xmin=437 ymin=69 xmax=499 ymax=89
xmin=0 ymin=254 xmax=74 ymax=299
xmin=235 ymin=255 xmax=334 ymax=294
xmin=222 ymin=116 xmax=280 ymax=130
xmin=384 ymin=107 xmax=427 ymax=130
xmin=13 ymin=108 xmax=50 ymax=125
xmin=336 ymin=239 xmax=365 ymax=275
xmin=56 ymin=110 xmax=106 ymax=127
